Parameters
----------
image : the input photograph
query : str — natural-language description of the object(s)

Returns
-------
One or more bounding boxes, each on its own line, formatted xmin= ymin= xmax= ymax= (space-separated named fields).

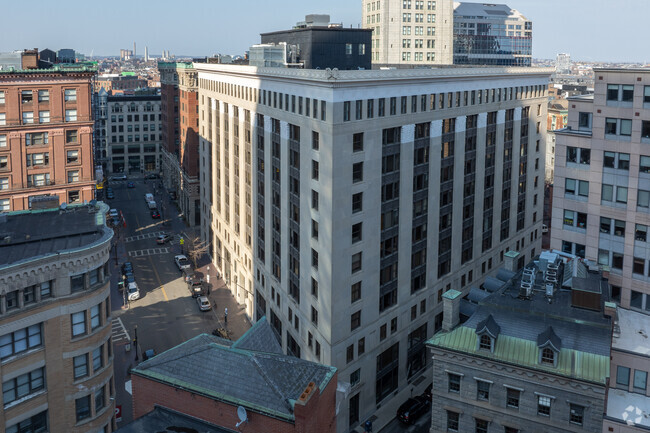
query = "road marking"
xmin=127 ymin=247 xmax=169 ymax=257
xmin=124 ymin=231 xmax=165 ymax=243
xmin=111 ymin=317 xmax=130 ymax=343
xmin=134 ymin=212 xmax=168 ymax=302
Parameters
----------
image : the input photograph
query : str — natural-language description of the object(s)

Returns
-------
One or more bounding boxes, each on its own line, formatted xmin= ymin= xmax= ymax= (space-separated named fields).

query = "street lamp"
xmin=134 ymin=325 xmax=139 ymax=361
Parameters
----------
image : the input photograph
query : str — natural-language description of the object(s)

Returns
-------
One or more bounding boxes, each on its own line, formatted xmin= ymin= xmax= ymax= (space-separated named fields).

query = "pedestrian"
xmin=224 ymin=307 xmax=228 ymax=325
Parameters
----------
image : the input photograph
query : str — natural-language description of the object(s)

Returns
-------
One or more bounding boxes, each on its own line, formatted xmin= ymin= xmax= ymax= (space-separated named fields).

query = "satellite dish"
xmin=235 ymin=406 xmax=248 ymax=427
xmin=60 ymin=202 xmax=68 ymax=210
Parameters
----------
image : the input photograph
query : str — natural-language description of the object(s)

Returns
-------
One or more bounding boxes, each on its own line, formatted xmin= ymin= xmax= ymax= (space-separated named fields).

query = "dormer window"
xmin=479 ymin=334 xmax=492 ymax=350
xmin=541 ymin=347 xmax=555 ymax=365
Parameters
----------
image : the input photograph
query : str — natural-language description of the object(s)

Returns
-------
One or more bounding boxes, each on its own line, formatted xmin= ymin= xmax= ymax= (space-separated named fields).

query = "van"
xmin=145 ymin=193 xmax=154 ymax=203
xmin=147 ymin=200 xmax=157 ymax=210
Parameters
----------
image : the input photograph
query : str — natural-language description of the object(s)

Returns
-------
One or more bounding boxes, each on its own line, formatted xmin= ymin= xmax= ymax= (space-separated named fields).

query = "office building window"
xmin=65 ymin=109 xmax=77 ymax=121
xmin=64 ymin=89 xmax=77 ymax=102
xmin=2 ymin=367 xmax=45 ymax=405
xmin=0 ymin=324 xmax=42 ymax=359
xmin=71 ymin=311 xmax=86 ymax=337
xmin=448 ymin=373 xmax=461 ymax=392
xmin=446 ymin=411 xmax=459 ymax=431
xmin=74 ymin=354 xmax=88 ymax=379
xmin=75 ymin=395 xmax=91 ymax=421
xmin=569 ymin=404 xmax=584 ymax=425
xmin=538 ymin=395 xmax=551 ymax=416
xmin=6 ymin=411 xmax=48 ymax=433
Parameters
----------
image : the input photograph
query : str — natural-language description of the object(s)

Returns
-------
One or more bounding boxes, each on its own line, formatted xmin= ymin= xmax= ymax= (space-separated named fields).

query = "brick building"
xmin=131 ymin=318 xmax=337 ymax=433
xmin=0 ymin=66 xmax=96 ymax=212
xmin=159 ymin=62 xmax=200 ymax=225
xmin=0 ymin=202 xmax=116 ymax=432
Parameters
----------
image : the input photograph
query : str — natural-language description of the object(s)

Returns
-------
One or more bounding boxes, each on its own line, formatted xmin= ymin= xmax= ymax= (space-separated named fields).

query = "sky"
xmin=0 ymin=0 xmax=647 ymax=63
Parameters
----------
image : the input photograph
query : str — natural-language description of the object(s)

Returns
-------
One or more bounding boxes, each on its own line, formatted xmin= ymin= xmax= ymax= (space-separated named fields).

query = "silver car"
xmin=197 ymin=296 xmax=211 ymax=311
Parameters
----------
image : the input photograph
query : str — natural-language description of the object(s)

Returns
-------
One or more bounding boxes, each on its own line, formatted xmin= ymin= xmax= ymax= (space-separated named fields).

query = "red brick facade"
xmin=132 ymin=371 xmax=337 ymax=433
xmin=179 ymin=88 xmax=199 ymax=177
xmin=0 ymin=69 xmax=96 ymax=211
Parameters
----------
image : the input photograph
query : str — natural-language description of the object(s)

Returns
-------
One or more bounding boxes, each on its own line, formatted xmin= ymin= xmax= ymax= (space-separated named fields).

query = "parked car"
xmin=124 ymin=273 xmax=135 ymax=284
xmin=145 ymin=193 xmax=154 ymax=203
xmin=147 ymin=200 xmax=157 ymax=210
xmin=127 ymin=181 xmax=135 ymax=188
xmin=197 ymin=296 xmax=211 ymax=311
xmin=121 ymin=262 xmax=133 ymax=275
xmin=108 ymin=208 xmax=119 ymax=218
xmin=396 ymin=396 xmax=430 ymax=425
xmin=188 ymin=277 xmax=206 ymax=298
xmin=110 ymin=216 xmax=121 ymax=227
xmin=174 ymin=254 xmax=191 ymax=270
xmin=127 ymin=282 xmax=140 ymax=301
xmin=151 ymin=210 xmax=161 ymax=219
xmin=156 ymin=233 xmax=172 ymax=244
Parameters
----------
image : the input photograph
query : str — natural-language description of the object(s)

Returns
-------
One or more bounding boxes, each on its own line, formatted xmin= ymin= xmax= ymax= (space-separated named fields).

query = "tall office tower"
xmin=159 ymin=62 xmax=201 ymax=225
xmin=105 ymin=94 xmax=162 ymax=175
xmin=552 ymin=69 xmax=650 ymax=311
xmin=0 ymin=202 xmax=116 ymax=433
xmin=555 ymin=53 xmax=571 ymax=74
xmin=362 ymin=0 xmax=454 ymax=66
xmin=453 ymin=2 xmax=532 ymax=66
xmin=0 ymin=66 xmax=96 ymax=212
xmin=196 ymin=63 xmax=549 ymax=432
xmin=144 ymin=46 xmax=149 ymax=63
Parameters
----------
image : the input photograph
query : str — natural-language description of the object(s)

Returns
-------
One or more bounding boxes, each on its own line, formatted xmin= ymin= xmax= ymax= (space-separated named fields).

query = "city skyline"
xmin=0 ymin=0 xmax=647 ymax=63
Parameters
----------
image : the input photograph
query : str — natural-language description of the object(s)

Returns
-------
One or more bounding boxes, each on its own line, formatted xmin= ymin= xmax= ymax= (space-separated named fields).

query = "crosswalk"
xmin=128 ymin=247 xmax=169 ymax=257
xmin=125 ymin=231 xmax=165 ymax=243
xmin=111 ymin=317 xmax=131 ymax=344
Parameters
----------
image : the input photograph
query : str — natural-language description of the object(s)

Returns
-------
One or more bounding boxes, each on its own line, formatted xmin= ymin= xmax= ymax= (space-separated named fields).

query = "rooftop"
xmin=429 ymin=252 xmax=612 ymax=385
xmin=453 ymin=2 xmax=528 ymax=21
xmin=132 ymin=318 xmax=336 ymax=422
xmin=115 ymin=406 xmax=232 ymax=433
xmin=0 ymin=65 xmax=96 ymax=75
xmin=612 ymin=307 xmax=650 ymax=356
xmin=0 ymin=203 xmax=111 ymax=268
xmin=606 ymin=388 xmax=650 ymax=428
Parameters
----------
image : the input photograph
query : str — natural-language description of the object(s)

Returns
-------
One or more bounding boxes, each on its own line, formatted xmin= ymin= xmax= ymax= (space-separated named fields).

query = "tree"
xmin=187 ymin=236 xmax=209 ymax=268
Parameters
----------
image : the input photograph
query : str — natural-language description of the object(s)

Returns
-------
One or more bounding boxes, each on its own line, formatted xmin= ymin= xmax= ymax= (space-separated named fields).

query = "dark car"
xmin=396 ymin=396 xmax=430 ymax=425
xmin=188 ymin=279 xmax=206 ymax=298
xmin=127 ymin=181 xmax=135 ymax=188
xmin=151 ymin=210 xmax=160 ymax=219
xmin=146 ymin=173 xmax=158 ymax=179
xmin=121 ymin=262 xmax=133 ymax=275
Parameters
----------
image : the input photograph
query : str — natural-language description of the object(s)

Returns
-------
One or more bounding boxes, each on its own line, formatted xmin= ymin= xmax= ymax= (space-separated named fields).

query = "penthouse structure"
xmin=0 ymin=202 xmax=115 ymax=432
xmin=196 ymin=63 xmax=550 ymax=431
xmin=0 ymin=66 xmax=96 ymax=212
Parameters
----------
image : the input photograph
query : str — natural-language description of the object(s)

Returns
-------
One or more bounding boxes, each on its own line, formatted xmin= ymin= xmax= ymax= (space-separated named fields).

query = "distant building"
xmin=130 ymin=318 xmax=338 ymax=433
xmin=260 ymin=14 xmax=372 ymax=70
xmin=105 ymin=94 xmax=162 ymax=174
xmin=545 ymin=99 xmax=568 ymax=184
xmin=363 ymin=0 xmax=454 ymax=66
xmin=453 ymin=2 xmax=533 ymax=67
xmin=0 ymin=66 xmax=96 ymax=211
xmin=0 ymin=52 xmax=22 ymax=70
xmin=249 ymin=43 xmax=296 ymax=68
xmin=39 ymin=48 xmax=57 ymax=64
xmin=0 ymin=202 xmax=116 ymax=433
xmin=556 ymin=53 xmax=571 ymax=74
xmin=57 ymin=48 xmax=76 ymax=63
xmin=428 ymin=252 xmax=613 ymax=433
xmin=605 ymin=307 xmax=650 ymax=432
xmin=94 ymin=88 xmax=109 ymax=172
xmin=95 ymin=75 xmax=148 ymax=94
xmin=158 ymin=62 xmax=201 ymax=226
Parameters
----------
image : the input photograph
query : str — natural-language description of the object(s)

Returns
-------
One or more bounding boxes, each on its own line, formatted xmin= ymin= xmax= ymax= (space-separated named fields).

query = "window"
xmin=0 ymin=135 xmax=5 ymax=147
xmin=38 ymin=90 xmax=49 ymax=102
xmin=506 ymin=388 xmax=520 ymax=408
xmin=569 ymin=404 xmax=584 ymax=425
xmin=0 ymin=177 xmax=7 ymax=190
xmin=448 ymin=373 xmax=461 ymax=392
xmin=39 ymin=111 xmax=50 ymax=123
xmin=352 ymin=162 xmax=363 ymax=183
xmin=617 ymin=186 xmax=628 ymax=203
xmin=22 ymin=111 xmax=34 ymax=124
xmin=638 ymin=190 xmax=650 ymax=208
xmin=352 ymin=223 xmax=362 ymax=243
xmin=71 ymin=311 xmax=86 ymax=337
xmin=90 ymin=305 xmax=101 ymax=330
xmin=564 ymin=178 xmax=589 ymax=197
xmin=616 ymin=365 xmax=630 ymax=387
xmin=352 ymin=192 xmax=363 ymax=213
xmin=76 ymin=395 xmax=91 ymax=421
xmin=351 ymin=311 xmax=361 ymax=331
xmin=350 ymin=369 xmax=360 ymax=387
xmin=479 ymin=334 xmax=492 ymax=350
xmin=312 ymin=190 xmax=318 ymax=210
xmin=65 ymin=109 xmax=77 ymax=121
xmin=538 ymin=395 xmax=551 ymax=416
xmin=0 ymin=113 xmax=5 ymax=126
xmin=343 ymin=101 xmax=350 ymax=121
xmin=67 ymin=170 xmax=80 ymax=183
xmin=566 ymin=146 xmax=589 ymax=165
xmin=22 ymin=90 xmax=33 ymax=103
xmin=312 ymin=131 xmax=319 ymax=150
xmin=0 ymin=324 xmax=42 ymax=359
xmin=475 ymin=419 xmax=488 ymax=433
xmin=353 ymin=132 xmax=364 ymax=152
xmin=476 ymin=380 xmax=490 ymax=400
xmin=92 ymin=346 xmax=103 ymax=371
xmin=66 ymin=130 xmax=78 ymax=143
xmin=311 ymin=306 xmax=318 ymax=325
xmin=358 ymin=337 xmax=365 ymax=355
xmin=634 ymin=370 xmax=647 ymax=391
xmin=0 ymin=91 xmax=4 ymax=104
xmin=351 ymin=282 xmax=361 ymax=302
xmin=447 ymin=411 xmax=459 ymax=431
xmin=541 ymin=347 xmax=555 ymax=364
xmin=67 ymin=150 xmax=79 ymax=164
xmin=95 ymin=385 xmax=105 ymax=412
xmin=74 ymin=354 xmax=88 ymax=379
xmin=64 ymin=89 xmax=77 ymax=102
xmin=351 ymin=252 xmax=362 ymax=272
xmin=2 ymin=367 xmax=45 ymax=405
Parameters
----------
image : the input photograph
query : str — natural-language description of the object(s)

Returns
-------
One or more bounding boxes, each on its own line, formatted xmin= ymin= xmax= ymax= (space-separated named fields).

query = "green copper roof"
xmin=428 ymin=326 xmax=609 ymax=385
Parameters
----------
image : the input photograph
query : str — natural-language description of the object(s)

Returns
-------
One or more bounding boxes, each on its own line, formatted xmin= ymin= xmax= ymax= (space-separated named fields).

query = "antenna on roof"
xmin=236 ymin=406 xmax=248 ymax=428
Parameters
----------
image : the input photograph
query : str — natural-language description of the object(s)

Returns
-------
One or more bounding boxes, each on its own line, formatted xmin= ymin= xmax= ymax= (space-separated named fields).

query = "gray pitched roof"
xmin=476 ymin=314 xmax=501 ymax=338
xmin=132 ymin=319 xmax=336 ymax=422
xmin=537 ymin=326 xmax=562 ymax=351
xmin=231 ymin=316 xmax=283 ymax=354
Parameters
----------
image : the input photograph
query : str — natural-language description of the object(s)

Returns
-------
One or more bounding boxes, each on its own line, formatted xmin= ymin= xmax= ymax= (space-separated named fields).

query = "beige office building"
xmin=196 ymin=64 xmax=549 ymax=432
xmin=0 ymin=202 xmax=115 ymax=432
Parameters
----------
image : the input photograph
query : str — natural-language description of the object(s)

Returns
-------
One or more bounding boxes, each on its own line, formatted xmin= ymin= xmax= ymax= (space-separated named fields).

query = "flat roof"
xmin=606 ymin=388 xmax=650 ymax=428
xmin=261 ymin=27 xmax=373 ymax=36
xmin=612 ymin=307 xmax=650 ymax=356
xmin=0 ymin=203 xmax=111 ymax=268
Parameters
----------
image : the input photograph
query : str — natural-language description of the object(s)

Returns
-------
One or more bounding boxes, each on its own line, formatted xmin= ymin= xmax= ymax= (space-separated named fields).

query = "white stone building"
xmin=196 ymin=64 xmax=550 ymax=432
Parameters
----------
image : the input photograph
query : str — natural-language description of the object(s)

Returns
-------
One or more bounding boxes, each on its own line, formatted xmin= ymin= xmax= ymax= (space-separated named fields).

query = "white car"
xmin=174 ymin=254 xmax=191 ymax=270
xmin=109 ymin=209 xmax=119 ymax=218
xmin=111 ymin=174 xmax=127 ymax=180
xmin=127 ymin=282 xmax=140 ymax=301
xmin=197 ymin=296 xmax=211 ymax=311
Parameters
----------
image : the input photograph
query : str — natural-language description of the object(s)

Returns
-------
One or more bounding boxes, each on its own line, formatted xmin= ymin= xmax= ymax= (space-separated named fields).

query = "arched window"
xmin=479 ymin=334 xmax=492 ymax=350
xmin=541 ymin=347 xmax=555 ymax=365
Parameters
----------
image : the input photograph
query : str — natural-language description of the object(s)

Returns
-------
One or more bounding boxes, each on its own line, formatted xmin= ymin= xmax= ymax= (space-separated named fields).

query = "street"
xmin=105 ymin=176 xmax=251 ymax=426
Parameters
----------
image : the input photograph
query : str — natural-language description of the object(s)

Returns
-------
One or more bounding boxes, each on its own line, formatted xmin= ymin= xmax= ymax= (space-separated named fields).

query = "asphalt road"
xmin=105 ymin=177 xmax=224 ymax=426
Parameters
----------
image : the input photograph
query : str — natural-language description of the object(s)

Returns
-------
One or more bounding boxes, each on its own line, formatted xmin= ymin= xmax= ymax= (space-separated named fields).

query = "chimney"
xmin=603 ymin=301 xmax=617 ymax=321
xmin=504 ymin=250 xmax=521 ymax=273
xmin=442 ymin=289 xmax=462 ymax=331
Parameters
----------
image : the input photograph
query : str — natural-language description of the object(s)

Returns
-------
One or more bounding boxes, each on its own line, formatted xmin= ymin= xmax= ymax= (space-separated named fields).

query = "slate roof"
xmin=132 ymin=318 xmax=336 ymax=422
xmin=476 ymin=314 xmax=501 ymax=338
xmin=429 ymin=255 xmax=612 ymax=385
xmin=115 ymin=406 xmax=233 ymax=433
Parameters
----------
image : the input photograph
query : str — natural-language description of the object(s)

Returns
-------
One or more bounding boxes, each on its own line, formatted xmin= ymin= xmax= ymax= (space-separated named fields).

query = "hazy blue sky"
xmin=1 ymin=0 xmax=646 ymax=62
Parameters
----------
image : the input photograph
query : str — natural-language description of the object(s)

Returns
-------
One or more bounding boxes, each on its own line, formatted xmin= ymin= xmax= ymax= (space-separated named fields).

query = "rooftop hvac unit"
xmin=545 ymin=276 xmax=557 ymax=284
xmin=545 ymin=283 xmax=554 ymax=297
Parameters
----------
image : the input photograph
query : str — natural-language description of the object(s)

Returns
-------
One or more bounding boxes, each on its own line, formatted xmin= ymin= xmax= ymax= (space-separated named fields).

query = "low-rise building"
xmin=131 ymin=318 xmax=338 ymax=433
xmin=428 ymin=251 xmax=612 ymax=433
xmin=0 ymin=202 xmax=116 ymax=432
